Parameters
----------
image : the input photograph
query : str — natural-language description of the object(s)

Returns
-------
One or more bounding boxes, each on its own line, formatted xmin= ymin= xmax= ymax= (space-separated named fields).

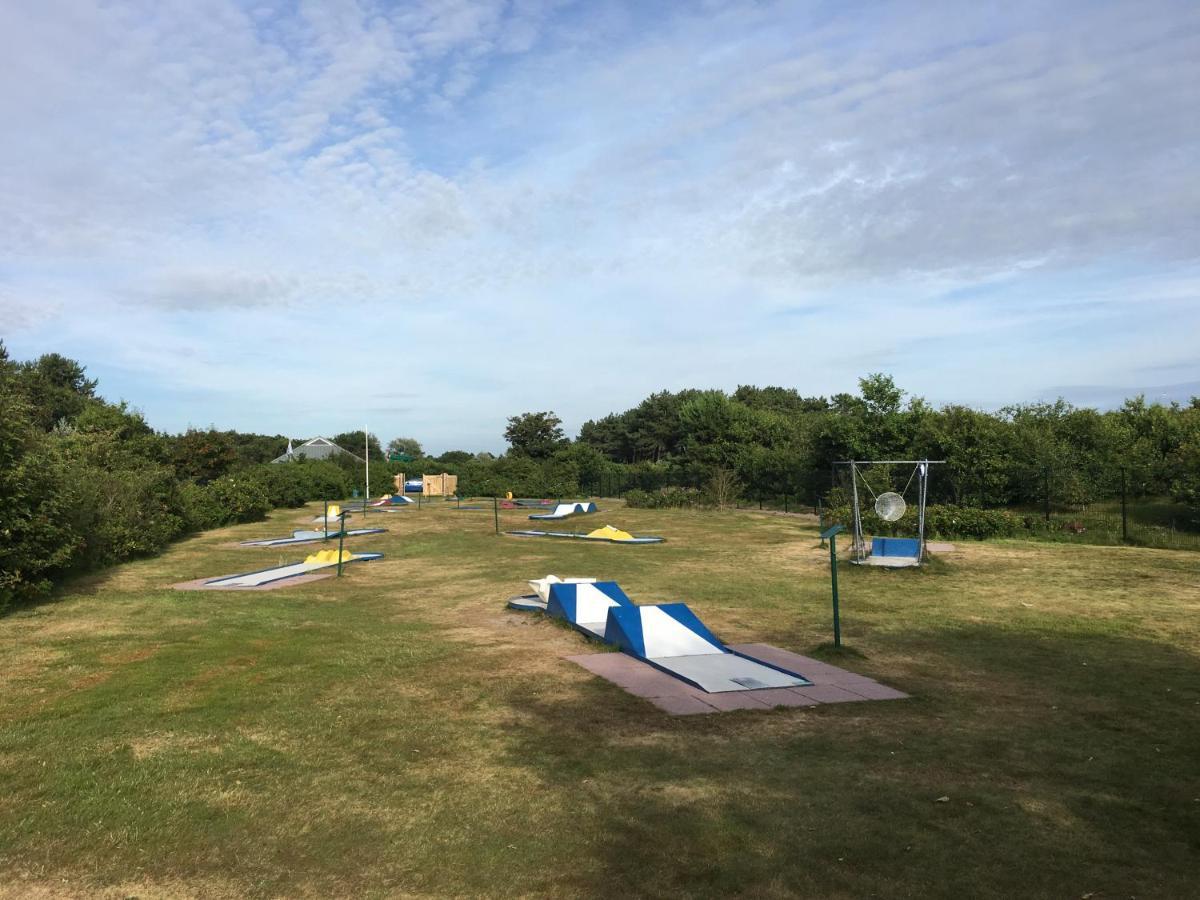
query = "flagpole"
xmin=364 ymin=425 xmax=369 ymax=514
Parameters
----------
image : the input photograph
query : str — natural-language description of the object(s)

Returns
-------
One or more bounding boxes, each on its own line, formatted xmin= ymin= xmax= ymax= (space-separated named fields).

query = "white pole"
xmin=364 ymin=426 xmax=370 ymax=513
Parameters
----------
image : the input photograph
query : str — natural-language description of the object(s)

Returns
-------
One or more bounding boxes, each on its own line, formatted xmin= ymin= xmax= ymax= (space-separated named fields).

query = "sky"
xmin=2 ymin=0 xmax=1198 ymax=453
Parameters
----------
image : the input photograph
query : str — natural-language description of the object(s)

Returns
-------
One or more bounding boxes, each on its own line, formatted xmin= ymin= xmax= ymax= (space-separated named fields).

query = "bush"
xmin=198 ymin=475 xmax=272 ymax=527
xmin=70 ymin=465 xmax=187 ymax=567
xmin=0 ymin=424 xmax=83 ymax=611
xmin=824 ymin=503 xmax=1023 ymax=540
xmin=924 ymin=505 xmax=1022 ymax=539
xmin=624 ymin=487 xmax=705 ymax=509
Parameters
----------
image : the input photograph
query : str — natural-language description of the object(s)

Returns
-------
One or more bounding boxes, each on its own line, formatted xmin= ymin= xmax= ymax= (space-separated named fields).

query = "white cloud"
xmin=0 ymin=0 xmax=1197 ymax=449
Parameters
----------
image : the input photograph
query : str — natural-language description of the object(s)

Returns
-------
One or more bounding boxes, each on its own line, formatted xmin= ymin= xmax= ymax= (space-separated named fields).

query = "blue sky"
xmin=2 ymin=0 xmax=1197 ymax=453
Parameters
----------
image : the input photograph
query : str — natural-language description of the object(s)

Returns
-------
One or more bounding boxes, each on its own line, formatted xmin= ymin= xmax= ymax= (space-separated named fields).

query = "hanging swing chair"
xmin=837 ymin=459 xmax=943 ymax=568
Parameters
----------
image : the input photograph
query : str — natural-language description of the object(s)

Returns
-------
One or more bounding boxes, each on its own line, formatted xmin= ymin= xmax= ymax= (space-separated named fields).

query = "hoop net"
xmin=874 ymin=491 xmax=907 ymax=521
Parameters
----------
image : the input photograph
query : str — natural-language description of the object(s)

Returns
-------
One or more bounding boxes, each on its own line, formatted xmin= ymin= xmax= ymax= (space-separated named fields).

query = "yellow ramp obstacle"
xmin=305 ymin=548 xmax=357 ymax=566
xmin=587 ymin=525 xmax=635 ymax=542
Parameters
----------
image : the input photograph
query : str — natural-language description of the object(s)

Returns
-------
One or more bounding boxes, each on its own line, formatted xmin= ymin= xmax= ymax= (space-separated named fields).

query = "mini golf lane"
xmin=568 ymin=644 xmax=908 ymax=715
xmin=528 ymin=501 xmax=598 ymax=520
xmin=172 ymin=552 xmax=383 ymax=591
xmin=506 ymin=530 xmax=664 ymax=544
xmin=239 ymin=528 xmax=386 ymax=547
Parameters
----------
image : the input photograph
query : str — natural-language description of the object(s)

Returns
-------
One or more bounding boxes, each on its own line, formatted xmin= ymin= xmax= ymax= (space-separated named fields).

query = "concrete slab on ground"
xmin=567 ymin=643 xmax=909 ymax=715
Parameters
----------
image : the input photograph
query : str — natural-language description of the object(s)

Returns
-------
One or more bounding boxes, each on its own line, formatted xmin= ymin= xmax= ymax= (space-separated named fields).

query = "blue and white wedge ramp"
xmin=545 ymin=581 xmax=633 ymax=638
xmin=604 ymin=603 xmax=812 ymax=693
xmin=529 ymin=501 xmax=598 ymax=521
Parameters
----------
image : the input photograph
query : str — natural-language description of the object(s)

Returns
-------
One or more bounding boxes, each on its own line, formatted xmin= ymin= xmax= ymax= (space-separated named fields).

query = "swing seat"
xmin=856 ymin=536 xmax=921 ymax=567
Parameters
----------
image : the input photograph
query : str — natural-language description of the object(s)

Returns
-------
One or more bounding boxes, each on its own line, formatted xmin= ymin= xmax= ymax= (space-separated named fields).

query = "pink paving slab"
xmin=566 ymin=644 xmax=909 ymax=715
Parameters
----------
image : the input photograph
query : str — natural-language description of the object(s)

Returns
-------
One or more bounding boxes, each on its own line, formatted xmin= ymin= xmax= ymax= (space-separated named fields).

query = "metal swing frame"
xmin=832 ymin=459 xmax=944 ymax=566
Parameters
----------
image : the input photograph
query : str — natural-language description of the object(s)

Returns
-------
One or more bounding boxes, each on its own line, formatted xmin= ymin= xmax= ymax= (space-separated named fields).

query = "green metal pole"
xmin=324 ymin=497 xmax=329 ymax=541
xmin=336 ymin=513 xmax=345 ymax=578
xmin=830 ymin=533 xmax=842 ymax=648
xmin=1121 ymin=467 xmax=1128 ymax=543
xmin=493 ymin=496 xmax=499 ymax=535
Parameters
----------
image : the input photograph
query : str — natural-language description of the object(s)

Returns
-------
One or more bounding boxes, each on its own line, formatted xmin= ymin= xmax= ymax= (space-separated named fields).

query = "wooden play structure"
xmin=392 ymin=472 xmax=458 ymax=496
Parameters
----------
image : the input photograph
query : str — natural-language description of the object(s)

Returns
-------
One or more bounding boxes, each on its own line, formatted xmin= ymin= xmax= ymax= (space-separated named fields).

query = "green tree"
xmin=504 ymin=411 xmax=566 ymax=459
xmin=387 ymin=437 xmax=423 ymax=458
xmin=332 ymin=431 xmax=384 ymax=461
xmin=14 ymin=353 xmax=98 ymax=430
xmin=172 ymin=429 xmax=239 ymax=482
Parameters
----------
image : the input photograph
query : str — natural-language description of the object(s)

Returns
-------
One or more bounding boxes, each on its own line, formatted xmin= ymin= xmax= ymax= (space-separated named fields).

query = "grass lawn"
xmin=2 ymin=501 xmax=1198 ymax=898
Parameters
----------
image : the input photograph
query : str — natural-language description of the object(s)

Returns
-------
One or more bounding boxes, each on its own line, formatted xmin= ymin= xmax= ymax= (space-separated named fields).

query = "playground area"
xmin=1 ymin=501 xmax=1197 ymax=897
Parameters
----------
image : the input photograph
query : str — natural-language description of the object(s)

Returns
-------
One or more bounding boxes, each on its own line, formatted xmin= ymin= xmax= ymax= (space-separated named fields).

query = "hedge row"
xmin=624 ymin=487 xmax=706 ymax=509
xmin=824 ymin=503 xmax=1026 ymax=540
xmin=1 ymin=439 xmax=354 ymax=612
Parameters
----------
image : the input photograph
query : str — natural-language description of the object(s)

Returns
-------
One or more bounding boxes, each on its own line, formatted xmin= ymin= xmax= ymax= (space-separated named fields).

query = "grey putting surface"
xmin=567 ymin=643 xmax=908 ymax=715
xmin=171 ymin=573 xmax=333 ymax=592
xmin=651 ymin=652 xmax=811 ymax=692
xmin=239 ymin=528 xmax=386 ymax=547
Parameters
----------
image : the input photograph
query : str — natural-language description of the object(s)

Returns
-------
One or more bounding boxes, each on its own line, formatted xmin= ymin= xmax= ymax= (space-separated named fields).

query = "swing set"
xmin=833 ymin=459 xmax=944 ymax=567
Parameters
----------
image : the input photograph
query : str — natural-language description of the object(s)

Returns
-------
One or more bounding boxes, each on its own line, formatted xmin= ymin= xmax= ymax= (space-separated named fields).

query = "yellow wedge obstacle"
xmin=586 ymin=525 xmax=635 ymax=542
xmin=326 ymin=504 xmax=342 ymax=519
xmin=305 ymin=548 xmax=356 ymax=566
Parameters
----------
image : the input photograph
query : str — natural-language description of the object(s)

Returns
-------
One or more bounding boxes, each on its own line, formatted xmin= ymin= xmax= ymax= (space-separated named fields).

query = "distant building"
xmin=270 ymin=436 xmax=363 ymax=464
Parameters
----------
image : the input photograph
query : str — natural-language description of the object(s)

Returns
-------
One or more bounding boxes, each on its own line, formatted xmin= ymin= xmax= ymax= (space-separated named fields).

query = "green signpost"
xmin=820 ymin=524 xmax=846 ymax=648
xmin=336 ymin=512 xmax=348 ymax=577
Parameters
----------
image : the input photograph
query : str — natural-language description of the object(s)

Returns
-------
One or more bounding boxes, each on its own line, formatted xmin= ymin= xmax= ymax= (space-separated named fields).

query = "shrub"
xmin=200 ymin=475 xmax=272 ymax=526
xmin=0 ymin=425 xmax=83 ymax=611
xmin=624 ymin=487 xmax=705 ymax=509
xmin=70 ymin=465 xmax=187 ymax=567
xmin=824 ymin=503 xmax=1022 ymax=540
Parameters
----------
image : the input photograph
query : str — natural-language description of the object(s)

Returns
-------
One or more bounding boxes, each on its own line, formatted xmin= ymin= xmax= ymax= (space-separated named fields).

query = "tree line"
xmin=2 ymin=344 xmax=1197 ymax=611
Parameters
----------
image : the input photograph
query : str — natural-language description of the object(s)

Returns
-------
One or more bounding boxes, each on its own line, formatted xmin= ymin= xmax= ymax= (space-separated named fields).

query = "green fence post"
xmin=1121 ymin=467 xmax=1128 ymax=543
xmin=820 ymin=524 xmax=845 ymax=648
xmin=337 ymin=514 xmax=347 ymax=577
xmin=831 ymin=534 xmax=841 ymax=648
xmin=324 ymin=498 xmax=329 ymax=541
xmin=493 ymin=496 xmax=500 ymax=535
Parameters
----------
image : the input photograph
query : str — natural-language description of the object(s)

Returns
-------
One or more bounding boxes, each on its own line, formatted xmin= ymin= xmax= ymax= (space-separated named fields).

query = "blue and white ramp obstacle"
xmin=506 ymin=577 xmax=812 ymax=694
xmin=545 ymin=581 xmax=632 ymax=638
xmin=603 ymin=603 xmax=812 ymax=693
xmin=506 ymin=575 xmax=597 ymax=612
xmin=529 ymin=501 xmax=598 ymax=521
xmin=202 ymin=550 xmax=383 ymax=588
xmin=239 ymin=528 xmax=385 ymax=547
